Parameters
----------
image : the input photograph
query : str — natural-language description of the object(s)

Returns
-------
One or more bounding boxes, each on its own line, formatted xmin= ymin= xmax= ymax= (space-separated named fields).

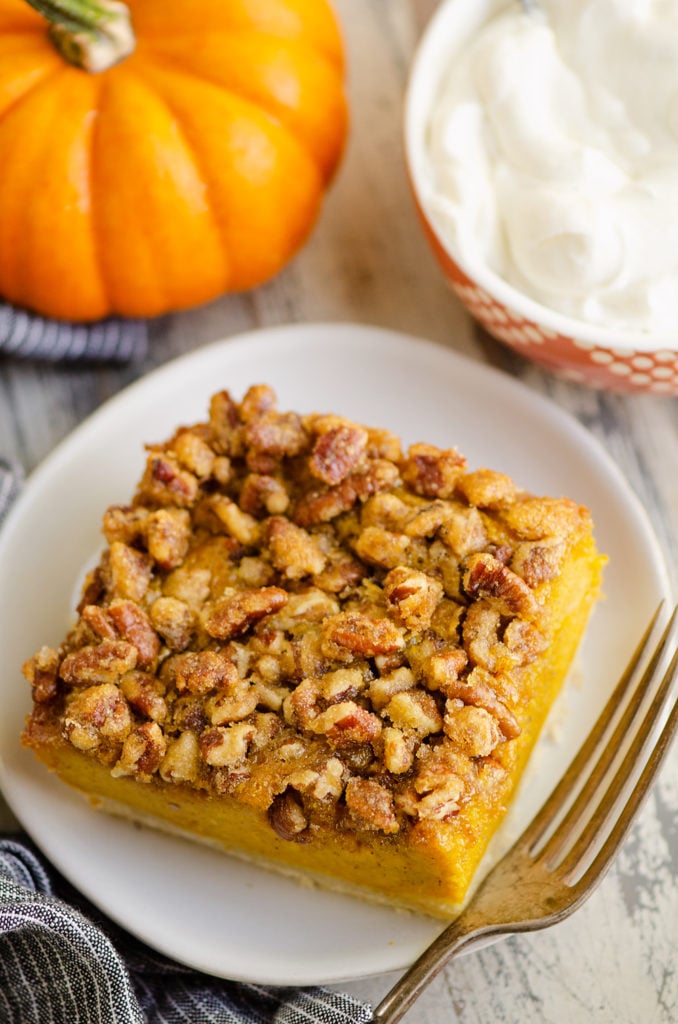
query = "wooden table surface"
xmin=1 ymin=2 xmax=676 ymax=1021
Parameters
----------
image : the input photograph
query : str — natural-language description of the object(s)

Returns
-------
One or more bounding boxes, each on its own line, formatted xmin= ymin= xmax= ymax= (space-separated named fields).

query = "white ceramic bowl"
xmin=404 ymin=0 xmax=678 ymax=395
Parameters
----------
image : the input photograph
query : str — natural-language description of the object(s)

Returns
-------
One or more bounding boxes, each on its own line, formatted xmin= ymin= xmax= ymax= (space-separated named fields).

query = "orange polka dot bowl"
xmin=404 ymin=0 xmax=678 ymax=396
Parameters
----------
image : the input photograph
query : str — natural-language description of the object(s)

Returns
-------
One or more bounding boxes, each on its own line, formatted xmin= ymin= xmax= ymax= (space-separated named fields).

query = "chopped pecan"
xmin=146 ymin=508 xmax=191 ymax=570
xmin=444 ymin=667 xmax=521 ymax=740
xmin=365 ymin=427 xmax=402 ymax=462
xmin=403 ymin=500 xmax=453 ymax=538
xmin=208 ymin=495 xmax=261 ymax=546
xmin=345 ymin=777 xmax=399 ymax=834
xmin=463 ymin=552 xmax=538 ymax=619
xmin=243 ymin=411 xmax=308 ymax=459
xmin=200 ymin=722 xmax=256 ymax=767
xmin=444 ymin=701 xmax=504 ymax=757
xmin=310 ymin=701 xmax=382 ymax=746
xmin=163 ymin=566 xmax=212 ymax=609
xmin=107 ymin=542 xmax=152 ymax=602
xmin=170 ymin=650 xmax=238 ymax=695
xmin=203 ymin=587 xmax=288 ymax=641
xmin=318 ymin=667 xmax=366 ymax=703
xmin=380 ymin=726 xmax=416 ymax=774
xmin=502 ymin=618 xmax=548 ymax=666
xmin=206 ymin=682 xmax=259 ymax=724
xmin=360 ymin=493 xmax=411 ymax=531
xmin=455 ymin=469 xmax=519 ymax=510
xmin=368 ymin=666 xmax=416 ymax=711
xmin=80 ymin=605 xmax=117 ymax=642
xmin=107 ymin=599 xmax=160 ymax=669
xmin=62 ymin=683 xmax=132 ymax=751
xmin=424 ymin=647 xmax=469 ymax=695
xmin=438 ymin=506 xmax=488 ymax=558
xmin=353 ymin=526 xmax=410 ymax=569
xmin=112 ymin=722 xmax=166 ymax=780
xmin=102 ymin=505 xmax=150 ymax=546
xmin=119 ymin=670 xmax=167 ymax=723
xmin=149 ymin=597 xmax=194 ymax=651
xmin=321 ymin=612 xmax=405 ymax=660
xmin=266 ymin=517 xmax=326 ymax=579
xmin=293 ymin=460 xmax=399 ymax=527
xmin=172 ymin=430 xmax=215 ymax=478
xmin=414 ymin=776 xmax=464 ymax=821
xmin=284 ymin=678 xmax=321 ymax=730
xmin=239 ymin=474 xmax=289 ymax=517
xmin=383 ymin=690 xmax=443 ymax=737
xmin=60 ymin=641 xmax=137 ymax=686
xmin=138 ymin=452 xmax=199 ymax=508
xmin=21 ymin=646 xmax=60 ymax=704
xmin=239 ymin=384 xmax=277 ymax=422
xmin=309 ymin=424 xmax=368 ymax=485
xmin=383 ymin=566 xmax=443 ymax=631
xmin=208 ymin=390 xmax=242 ymax=456
xmin=159 ymin=730 xmax=201 ymax=783
xmin=313 ymin=555 xmax=366 ymax=594
xmin=400 ymin=443 xmax=466 ymax=499
xmin=510 ymin=538 xmax=567 ymax=588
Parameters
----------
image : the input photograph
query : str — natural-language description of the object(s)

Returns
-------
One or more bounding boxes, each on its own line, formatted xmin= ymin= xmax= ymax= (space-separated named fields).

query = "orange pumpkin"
xmin=0 ymin=0 xmax=347 ymax=321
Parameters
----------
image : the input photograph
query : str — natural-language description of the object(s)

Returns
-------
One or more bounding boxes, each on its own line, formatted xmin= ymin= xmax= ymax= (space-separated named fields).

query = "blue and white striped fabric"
xmin=0 ymin=839 xmax=373 ymax=1024
xmin=0 ymin=466 xmax=373 ymax=1024
xmin=0 ymin=303 xmax=148 ymax=363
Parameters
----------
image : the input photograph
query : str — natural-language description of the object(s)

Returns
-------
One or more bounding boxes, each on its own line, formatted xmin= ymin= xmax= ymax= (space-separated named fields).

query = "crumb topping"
xmin=23 ymin=386 xmax=590 ymax=840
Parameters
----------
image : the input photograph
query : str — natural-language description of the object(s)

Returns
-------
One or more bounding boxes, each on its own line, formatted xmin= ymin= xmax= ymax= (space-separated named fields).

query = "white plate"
xmin=0 ymin=323 xmax=671 ymax=986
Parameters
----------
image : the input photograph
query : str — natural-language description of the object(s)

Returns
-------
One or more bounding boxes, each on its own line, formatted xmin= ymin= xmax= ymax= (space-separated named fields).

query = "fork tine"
xmin=555 ymin=644 xmax=678 ymax=880
xmin=520 ymin=602 xmax=668 ymax=853
xmin=572 ymin=685 xmax=678 ymax=903
xmin=536 ymin=606 xmax=678 ymax=866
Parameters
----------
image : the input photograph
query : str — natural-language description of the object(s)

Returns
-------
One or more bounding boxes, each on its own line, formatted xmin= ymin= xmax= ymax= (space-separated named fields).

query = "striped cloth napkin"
xmin=0 ymin=303 xmax=148 ymax=362
xmin=0 ymin=463 xmax=373 ymax=1024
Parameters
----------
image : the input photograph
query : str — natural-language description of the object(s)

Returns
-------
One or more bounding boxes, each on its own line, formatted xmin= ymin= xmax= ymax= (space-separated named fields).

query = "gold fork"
xmin=372 ymin=603 xmax=678 ymax=1023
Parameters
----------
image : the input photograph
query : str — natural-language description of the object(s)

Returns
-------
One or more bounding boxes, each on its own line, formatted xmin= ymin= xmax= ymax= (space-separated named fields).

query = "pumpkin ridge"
xmin=142 ymin=32 xmax=346 ymax=179
xmin=131 ymin=65 xmax=233 ymax=291
xmin=86 ymin=73 xmax=112 ymax=313
xmin=138 ymin=49 xmax=325 ymax=179
xmin=92 ymin=65 xmax=231 ymax=311
xmin=137 ymin=58 xmax=323 ymax=292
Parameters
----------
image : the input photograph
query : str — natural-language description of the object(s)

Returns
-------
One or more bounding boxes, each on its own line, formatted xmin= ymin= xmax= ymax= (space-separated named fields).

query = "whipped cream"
xmin=425 ymin=0 xmax=678 ymax=333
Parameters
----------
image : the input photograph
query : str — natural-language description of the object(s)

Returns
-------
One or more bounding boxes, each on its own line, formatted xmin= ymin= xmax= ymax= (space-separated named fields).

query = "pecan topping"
xmin=345 ymin=778 xmax=399 ymax=833
xmin=456 ymin=469 xmax=519 ymax=510
xmin=309 ymin=424 xmax=368 ymax=485
xmin=463 ymin=552 xmax=538 ymax=619
xmin=60 ymin=641 xmax=137 ymax=686
xmin=400 ymin=443 xmax=466 ymax=498
xmin=321 ymin=612 xmax=405 ymax=659
xmin=383 ymin=566 xmax=443 ymax=631
xmin=22 ymin=646 xmax=60 ymax=704
xmin=266 ymin=517 xmax=326 ymax=579
xmin=146 ymin=508 xmax=191 ymax=570
xmin=112 ymin=722 xmax=166 ymax=779
xmin=139 ymin=452 xmax=199 ymax=508
xmin=203 ymin=587 xmax=288 ymax=641
xmin=22 ymin=384 xmax=596 ymax=850
xmin=107 ymin=599 xmax=160 ymax=669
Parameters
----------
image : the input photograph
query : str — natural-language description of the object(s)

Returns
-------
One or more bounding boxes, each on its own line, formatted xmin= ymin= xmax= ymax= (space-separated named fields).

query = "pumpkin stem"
xmin=24 ymin=0 xmax=135 ymax=72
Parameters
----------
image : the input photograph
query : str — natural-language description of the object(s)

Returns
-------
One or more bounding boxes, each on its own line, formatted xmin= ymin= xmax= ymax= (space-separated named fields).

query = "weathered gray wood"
xmin=0 ymin=1 xmax=676 ymax=1019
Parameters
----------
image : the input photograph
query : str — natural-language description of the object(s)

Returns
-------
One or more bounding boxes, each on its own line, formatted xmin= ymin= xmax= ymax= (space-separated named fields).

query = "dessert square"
xmin=22 ymin=385 xmax=605 ymax=917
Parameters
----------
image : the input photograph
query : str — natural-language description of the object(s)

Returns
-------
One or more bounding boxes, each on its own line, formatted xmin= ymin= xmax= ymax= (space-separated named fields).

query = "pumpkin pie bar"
xmin=22 ymin=385 xmax=605 ymax=918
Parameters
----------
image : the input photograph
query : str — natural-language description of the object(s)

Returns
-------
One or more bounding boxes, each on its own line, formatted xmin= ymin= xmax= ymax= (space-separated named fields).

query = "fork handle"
xmin=371 ymin=916 xmax=489 ymax=1023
